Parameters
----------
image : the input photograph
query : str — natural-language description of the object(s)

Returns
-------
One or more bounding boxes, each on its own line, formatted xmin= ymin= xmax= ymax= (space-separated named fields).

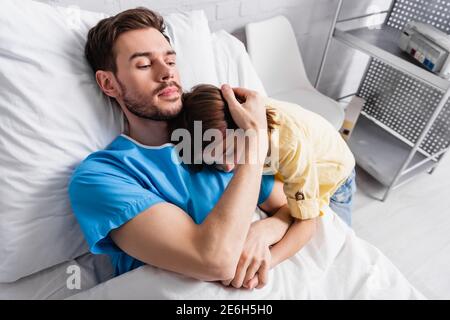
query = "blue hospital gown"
xmin=68 ymin=134 xmax=274 ymax=276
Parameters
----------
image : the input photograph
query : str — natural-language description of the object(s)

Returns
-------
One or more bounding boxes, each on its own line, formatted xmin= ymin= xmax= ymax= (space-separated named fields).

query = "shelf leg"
xmin=429 ymin=147 xmax=450 ymax=175
xmin=383 ymin=87 xmax=450 ymax=201
xmin=314 ymin=0 xmax=344 ymax=89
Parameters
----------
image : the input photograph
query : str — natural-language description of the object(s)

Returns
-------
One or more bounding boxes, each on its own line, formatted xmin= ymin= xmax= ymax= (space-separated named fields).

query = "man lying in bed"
xmin=69 ymin=7 xmax=346 ymax=291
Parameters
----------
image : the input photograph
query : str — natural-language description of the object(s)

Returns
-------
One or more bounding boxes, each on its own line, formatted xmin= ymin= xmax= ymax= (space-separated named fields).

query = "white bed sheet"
xmin=68 ymin=207 xmax=425 ymax=300
xmin=0 ymin=253 xmax=113 ymax=300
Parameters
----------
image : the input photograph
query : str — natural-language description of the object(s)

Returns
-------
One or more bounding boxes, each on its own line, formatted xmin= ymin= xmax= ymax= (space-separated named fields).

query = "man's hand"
xmin=221 ymin=220 xmax=272 ymax=290
xmin=221 ymin=85 xmax=267 ymax=131
xmin=221 ymin=85 xmax=268 ymax=166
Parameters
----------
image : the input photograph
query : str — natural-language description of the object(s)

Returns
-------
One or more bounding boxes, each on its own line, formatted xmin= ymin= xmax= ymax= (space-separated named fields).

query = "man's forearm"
xmin=197 ymin=85 xmax=269 ymax=278
xmin=199 ymin=162 xmax=264 ymax=270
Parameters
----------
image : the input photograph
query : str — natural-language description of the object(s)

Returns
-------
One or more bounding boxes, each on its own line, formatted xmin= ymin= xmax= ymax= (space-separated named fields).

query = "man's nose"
xmin=156 ymin=61 xmax=174 ymax=82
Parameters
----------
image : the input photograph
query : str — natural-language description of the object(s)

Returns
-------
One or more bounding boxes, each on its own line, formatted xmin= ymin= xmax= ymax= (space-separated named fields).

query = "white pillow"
xmin=211 ymin=30 xmax=267 ymax=96
xmin=166 ymin=11 xmax=219 ymax=90
xmin=0 ymin=0 xmax=219 ymax=282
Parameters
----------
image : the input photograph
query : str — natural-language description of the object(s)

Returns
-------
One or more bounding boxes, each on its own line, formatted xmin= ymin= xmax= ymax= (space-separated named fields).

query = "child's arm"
xmin=255 ymin=201 xmax=317 ymax=268
xmin=243 ymin=208 xmax=317 ymax=289
xmin=269 ymin=213 xmax=317 ymax=268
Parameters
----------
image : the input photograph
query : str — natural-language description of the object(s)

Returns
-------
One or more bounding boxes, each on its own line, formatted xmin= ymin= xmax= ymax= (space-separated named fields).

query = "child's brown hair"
xmin=171 ymin=84 xmax=278 ymax=171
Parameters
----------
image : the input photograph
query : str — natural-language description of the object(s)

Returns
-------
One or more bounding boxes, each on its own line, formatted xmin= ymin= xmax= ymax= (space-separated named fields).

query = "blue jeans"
xmin=329 ymin=168 xmax=356 ymax=227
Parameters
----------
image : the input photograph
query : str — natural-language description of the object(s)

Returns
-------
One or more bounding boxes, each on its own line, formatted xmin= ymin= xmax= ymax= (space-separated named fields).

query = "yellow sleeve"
xmin=277 ymin=136 xmax=321 ymax=220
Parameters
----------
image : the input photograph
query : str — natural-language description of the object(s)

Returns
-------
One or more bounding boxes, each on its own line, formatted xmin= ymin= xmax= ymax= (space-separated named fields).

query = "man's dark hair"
xmin=85 ymin=7 xmax=170 ymax=75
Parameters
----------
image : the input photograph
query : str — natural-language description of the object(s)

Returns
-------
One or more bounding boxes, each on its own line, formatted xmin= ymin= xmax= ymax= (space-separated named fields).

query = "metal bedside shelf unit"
xmin=334 ymin=25 xmax=450 ymax=91
xmin=349 ymin=115 xmax=440 ymax=187
xmin=316 ymin=0 xmax=450 ymax=201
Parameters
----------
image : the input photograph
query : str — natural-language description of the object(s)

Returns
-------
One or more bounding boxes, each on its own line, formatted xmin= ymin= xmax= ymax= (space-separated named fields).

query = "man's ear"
xmin=95 ymin=70 xmax=120 ymax=98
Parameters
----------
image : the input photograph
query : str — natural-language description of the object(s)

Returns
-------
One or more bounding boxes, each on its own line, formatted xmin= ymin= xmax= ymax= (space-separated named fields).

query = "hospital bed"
xmin=0 ymin=0 xmax=425 ymax=300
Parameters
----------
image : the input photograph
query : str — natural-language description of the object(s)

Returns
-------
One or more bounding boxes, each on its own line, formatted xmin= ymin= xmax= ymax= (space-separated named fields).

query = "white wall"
xmin=36 ymin=0 xmax=392 ymax=100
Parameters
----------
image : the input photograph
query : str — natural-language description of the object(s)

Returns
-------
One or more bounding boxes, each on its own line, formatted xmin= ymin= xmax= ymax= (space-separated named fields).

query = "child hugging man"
xmin=171 ymin=84 xmax=356 ymax=262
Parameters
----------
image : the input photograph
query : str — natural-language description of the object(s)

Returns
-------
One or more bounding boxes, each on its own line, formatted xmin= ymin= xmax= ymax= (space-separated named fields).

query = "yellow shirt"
xmin=263 ymin=98 xmax=355 ymax=220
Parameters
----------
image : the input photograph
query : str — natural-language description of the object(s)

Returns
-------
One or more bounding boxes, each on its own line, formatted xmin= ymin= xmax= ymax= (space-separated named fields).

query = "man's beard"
xmin=117 ymin=79 xmax=183 ymax=121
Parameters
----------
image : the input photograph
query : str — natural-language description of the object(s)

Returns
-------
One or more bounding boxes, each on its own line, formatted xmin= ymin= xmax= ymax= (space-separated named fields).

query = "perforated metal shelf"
xmin=387 ymin=0 xmax=450 ymax=32
xmin=324 ymin=0 xmax=450 ymax=200
xmin=358 ymin=58 xmax=450 ymax=157
xmin=334 ymin=25 xmax=450 ymax=91
xmin=348 ymin=114 xmax=438 ymax=187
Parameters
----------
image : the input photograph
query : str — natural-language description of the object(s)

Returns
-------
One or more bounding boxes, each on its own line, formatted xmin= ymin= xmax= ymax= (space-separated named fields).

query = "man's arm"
xmin=238 ymin=213 xmax=317 ymax=290
xmin=111 ymin=85 xmax=268 ymax=282
xmin=111 ymin=159 xmax=263 ymax=281
xmin=227 ymin=187 xmax=317 ymax=290
xmin=221 ymin=178 xmax=293 ymax=288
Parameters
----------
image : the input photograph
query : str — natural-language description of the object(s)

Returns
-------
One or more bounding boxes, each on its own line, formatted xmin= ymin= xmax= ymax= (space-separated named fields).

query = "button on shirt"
xmin=68 ymin=135 xmax=274 ymax=277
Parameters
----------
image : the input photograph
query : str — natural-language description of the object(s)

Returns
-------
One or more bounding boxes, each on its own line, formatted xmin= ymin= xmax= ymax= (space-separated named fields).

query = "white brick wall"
xmin=34 ymin=0 xmax=385 ymax=98
xmin=35 ymin=0 xmax=344 ymax=88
